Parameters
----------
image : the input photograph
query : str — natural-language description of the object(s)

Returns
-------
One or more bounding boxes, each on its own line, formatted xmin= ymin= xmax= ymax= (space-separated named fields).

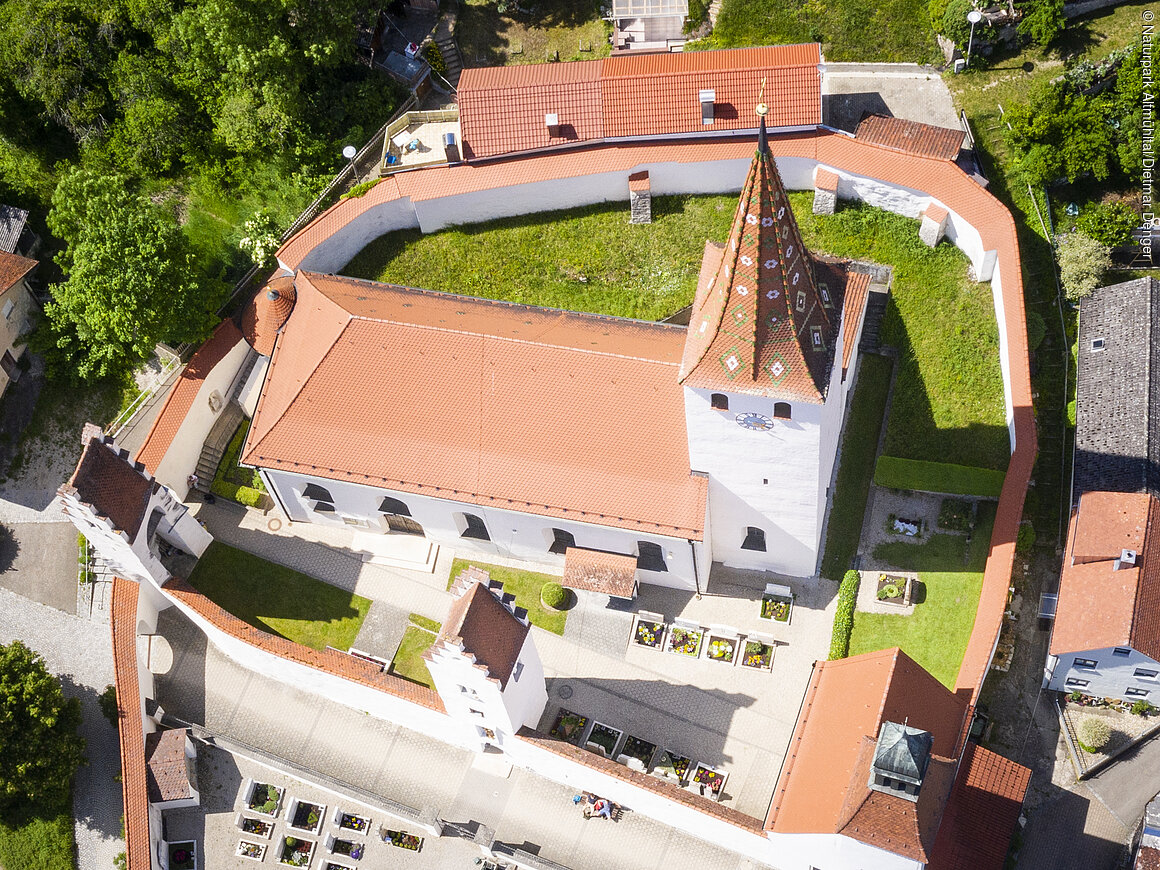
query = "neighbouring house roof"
xmin=679 ymin=120 xmax=837 ymax=402
xmin=0 ymin=250 xmax=36 ymax=292
xmin=926 ymin=742 xmax=1032 ymax=870
xmin=1049 ymin=490 xmax=1160 ymax=659
xmin=1074 ymin=278 xmax=1160 ymax=498
xmin=768 ymin=649 xmax=973 ymax=847
xmin=145 ymin=729 xmax=192 ymax=803
xmin=136 ymin=319 xmax=244 ymax=473
xmin=562 ymin=547 xmax=638 ymax=598
xmin=436 ymin=581 xmax=529 ymax=688
xmin=241 ymin=273 xmax=297 ymax=357
xmin=0 ymin=205 xmax=29 ymax=254
xmin=854 ymin=114 xmax=965 ymax=162
xmin=242 ymin=272 xmax=708 ymax=539
xmin=610 ymin=0 xmax=688 ymax=18
xmin=65 ymin=435 xmax=155 ymax=538
xmin=110 ymin=577 xmax=152 ymax=870
xmin=1139 ymin=846 xmax=1160 ymax=870
xmin=458 ymin=45 xmax=822 ymax=160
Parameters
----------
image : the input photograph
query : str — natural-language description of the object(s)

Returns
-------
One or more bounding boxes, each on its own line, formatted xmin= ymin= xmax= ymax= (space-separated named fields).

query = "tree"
xmin=1006 ymin=83 xmax=1114 ymax=185
xmin=39 ymin=167 xmax=218 ymax=381
xmin=1077 ymin=201 xmax=1138 ymax=248
xmin=0 ymin=640 xmax=86 ymax=814
xmin=1017 ymin=0 xmax=1065 ymax=47
xmin=941 ymin=0 xmax=983 ymax=51
xmin=1056 ymin=232 xmax=1112 ymax=302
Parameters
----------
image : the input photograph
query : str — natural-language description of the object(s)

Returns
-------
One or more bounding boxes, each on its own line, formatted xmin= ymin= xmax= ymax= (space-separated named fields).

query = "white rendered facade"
xmin=1045 ymin=645 xmax=1160 ymax=703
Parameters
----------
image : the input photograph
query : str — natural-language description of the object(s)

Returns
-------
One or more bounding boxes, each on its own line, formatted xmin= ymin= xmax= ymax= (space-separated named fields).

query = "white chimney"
xmin=1115 ymin=549 xmax=1138 ymax=570
xmin=544 ymin=113 xmax=560 ymax=137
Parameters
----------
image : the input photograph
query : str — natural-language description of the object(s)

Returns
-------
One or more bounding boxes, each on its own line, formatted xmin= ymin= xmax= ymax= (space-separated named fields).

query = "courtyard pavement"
xmin=0 ymin=521 xmax=79 ymax=612
xmin=821 ymin=63 xmax=961 ymax=133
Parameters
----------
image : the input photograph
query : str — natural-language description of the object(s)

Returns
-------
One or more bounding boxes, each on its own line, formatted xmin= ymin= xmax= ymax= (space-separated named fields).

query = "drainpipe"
xmin=689 ymin=539 xmax=703 ymax=599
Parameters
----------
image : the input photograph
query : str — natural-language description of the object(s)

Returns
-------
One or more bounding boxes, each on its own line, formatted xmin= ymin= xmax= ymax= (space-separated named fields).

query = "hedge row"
xmin=874 ymin=455 xmax=1006 ymax=497
xmin=828 ymin=569 xmax=861 ymax=660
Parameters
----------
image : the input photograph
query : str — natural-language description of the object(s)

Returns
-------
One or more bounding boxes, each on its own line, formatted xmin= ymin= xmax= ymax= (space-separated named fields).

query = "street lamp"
xmin=965 ymin=9 xmax=983 ymax=69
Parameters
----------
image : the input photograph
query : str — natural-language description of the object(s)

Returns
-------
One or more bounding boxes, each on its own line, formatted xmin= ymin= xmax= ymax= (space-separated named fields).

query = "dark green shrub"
xmin=1026 ymin=309 xmax=1046 ymax=351
xmin=422 ymin=41 xmax=447 ymax=75
xmin=98 ymin=685 xmax=118 ymax=729
xmin=938 ymin=498 xmax=973 ymax=531
xmin=1132 ymin=699 xmax=1154 ymax=716
xmin=540 ymin=582 xmax=568 ymax=610
xmin=1077 ymin=201 xmax=1138 ymax=248
xmin=1068 ymin=690 xmax=1083 ymax=702
xmin=1016 ymin=522 xmax=1036 ymax=554
xmin=828 ymin=570 xmax=861 ymax=660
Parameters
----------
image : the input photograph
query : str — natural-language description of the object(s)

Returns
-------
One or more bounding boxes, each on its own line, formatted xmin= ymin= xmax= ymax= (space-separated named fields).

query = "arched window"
xmin=549 ymin=528 xmax=576 ymax=555
xmin=637 ymin=541 xmax=667 ymax=572
xmin=378 ymin=496 xmax=411 ymax=516
xmin=303 ymin=483 xmax=333 ymax=502
xmin=460 ymin=513 xmax=490 ymax=541
xmin=711 ymin=393 xmax=729 ymax=411
xmin=741 ymin=526 xmax=767 ymax=551
xmin=774 ymin=402 xmax=792 ymax=420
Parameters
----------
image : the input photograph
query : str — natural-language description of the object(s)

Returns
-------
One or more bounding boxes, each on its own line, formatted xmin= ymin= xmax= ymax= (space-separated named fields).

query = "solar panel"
xmin=610 ymin=0 xmax=687 ymax=18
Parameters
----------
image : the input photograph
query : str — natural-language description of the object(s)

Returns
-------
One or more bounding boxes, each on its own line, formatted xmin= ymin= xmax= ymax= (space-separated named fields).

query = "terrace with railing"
xmin=380 ymin=109 xmax=461 ymax=175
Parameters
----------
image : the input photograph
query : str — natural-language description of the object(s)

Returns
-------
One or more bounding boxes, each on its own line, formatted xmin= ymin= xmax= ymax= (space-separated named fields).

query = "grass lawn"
xmin=874 ymin=456 xmax=1006 ymax=497
xmin=187 ymin=542 xmax=371 ymax=651
xmin=820 ymin=353 xmax=893 ymax=581
xmin=448 ymin=559 xmax=567 ymax=635
xmin=457 ymin=0 xmax=611 ymax=67
xmin=0 ymin=810 xmax=76 ymax=870
xmin=342 ymin=194 xmax=737 ymax=321
xmin=389 ymin=614 xmax=441 ymax=689
xmin=689 ymin=0 xmax=940 ymax=63
xmin=210 ymin=421 xmax=267 ymax=508
xmin=848 ymin=501 xmax=996 ymax=687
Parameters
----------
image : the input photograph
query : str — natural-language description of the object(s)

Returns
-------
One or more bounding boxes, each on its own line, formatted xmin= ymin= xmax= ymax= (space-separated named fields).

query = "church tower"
xmin=680 ymin=103 xmax=869 ymax=577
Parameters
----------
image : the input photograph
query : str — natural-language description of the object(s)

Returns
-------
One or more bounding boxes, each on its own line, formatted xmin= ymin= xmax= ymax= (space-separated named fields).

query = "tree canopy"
xmin=0 ymin=640 xmax=86 ymax=816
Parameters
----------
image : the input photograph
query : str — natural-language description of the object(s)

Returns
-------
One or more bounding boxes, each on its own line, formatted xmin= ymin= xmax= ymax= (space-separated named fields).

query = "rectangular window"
xmin=1073 ymin=658 xmax=1098 ymax=669
xmin=810 ymin=325 xmax=825 ymax=351
xmin=636 ymin=541 xmax=667 ymax=573
xmin=1114 ymin=648 xmax=1132 ymax=657
xmin=1136 ymin=668 xmax=1159 ymax=680
xmin=796 ymin=290 xmax=806 ymax=312
xmin=1126 ymin=687 xmax=1151 ymax=697
xmin=1065 ymin=678 xmax=1090 ymax=687
xmin=1 ymin=299 xmax=13 ymax=320
xmin=512 ymin=662 xmax=524 ymax=683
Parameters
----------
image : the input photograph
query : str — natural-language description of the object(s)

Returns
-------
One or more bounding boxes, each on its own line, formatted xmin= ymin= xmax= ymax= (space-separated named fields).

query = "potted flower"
xmin=666 ymin=625 xmax=704 ymax=657
xmin=633 ymin=618 xmax=666 ymax=649
xmin=338 ymin=812 xmax=371 ymax=834
xmin=240 ymin=816 xmax=273 ymax=838
xmin=169 ymin=842 xmax=197 ymax=870
xmin=705 ymin=636 xmax=737 ymax=663
xmin=237 ymin=840 xmax=267 ymax=862
xmin=691 ymin=764 xmax=727 ymax=799
xmin=741 ymin=639 xmax=774 ymax=670
xmin=385 ymin=830 xmax=423 ymax=851
xmin=651 ymin=749 xmax=691 ymax=783
xmin=247 ymin=782 xmax=283 ymax=816
xmin=550 ymin=709 xmax=588 ymax=745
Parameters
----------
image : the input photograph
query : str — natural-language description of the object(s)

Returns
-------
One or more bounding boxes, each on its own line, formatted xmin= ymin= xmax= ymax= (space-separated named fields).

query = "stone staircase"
xmin=192 ymin=402 xmax=244 ymax=493
xmin=229 ymin=347 xmax=260 ymax=404
xmin=432 ymin=10 xmax=463 ymax=89
xmin=859 ymin=287 xmax=890 ymax=353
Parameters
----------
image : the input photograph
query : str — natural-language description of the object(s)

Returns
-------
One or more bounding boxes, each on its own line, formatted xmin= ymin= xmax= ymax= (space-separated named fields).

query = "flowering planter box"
xmin=759 ymin=594 xmax=792 ymax=623
xmin=245 ymin=780 xmax=284 ymax=817
xmin=335 ymin=810 xmax=371 ymax=835
xmin=550 ymin=709 xmax=589 ymax=745
xmin=741 ymin=639 xmax=774 ymax=671
xmin=168 ymin=842 xmax=197 ymax=870
xmin=384 ymin=830 xmax=424 ymax=851
xmin=665 ymin=625 xmax=704 ymax=658
xmin=689 ymin=763 xmax=728 ymax=801
xmin=288 ymin=799 xmax=326 ymax=835
xmin=650 ymin=749 xmax=691 ymax=784
xmin=617 ymin=734 xmax=657 ymax=770
xmin=279 ymin=837 xmax=316 ymax=867
xmin=236 ymin=840 xmax=267 ymax=862
xmin=324 ymin=863 xmax=356 ymax=870
xmin=876 ymin=574 xmax=910 ymax=606
xmin=237 ymin=814 xmax=274 ymax=839
xmin=586 ymin=721 xmax=623 ymax=758
xmin=633 ymin=618 xmax=666 ymax=649
xmin=705 ymin=635 xmax=739 ymax=664
xmin=327 ymin=834 xmax=365 ymax=860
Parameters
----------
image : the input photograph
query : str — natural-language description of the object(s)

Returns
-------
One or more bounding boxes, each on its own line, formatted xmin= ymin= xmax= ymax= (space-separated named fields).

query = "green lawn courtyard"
xmin=186 ymin=542 xmax=371 ymax=651
xmin=447 ymin=559 xmax=568 ymax=635
xmin=388 ymin=614 xmax=441 ymax=689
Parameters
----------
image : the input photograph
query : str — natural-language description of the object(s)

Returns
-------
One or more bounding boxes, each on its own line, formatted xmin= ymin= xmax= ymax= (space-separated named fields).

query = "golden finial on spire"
xmin=756 ymin=77 xmax=769 ymax=118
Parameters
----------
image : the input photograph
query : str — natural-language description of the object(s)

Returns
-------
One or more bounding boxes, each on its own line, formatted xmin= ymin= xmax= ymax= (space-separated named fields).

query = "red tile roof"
xmin=841 ymin=271 xmax=872 ymax=375
xmin=458 ymin=45 xmax=821 ymax=160
xmin=66 ymin=436 xmax=154 ymax=538
xmin=925 ymin=203 xmax=949 ymax=223
xmin=145 ymin=729 xmax=192 ymax=803
xmin=814 ymin=168 xmax=840 ymax=192
xmin=768 ymin=648 xmax=971 ymax=838
xmin=110 ymin=577 xmax=152 ymax=870
xmin=562 ymin=547 xmax=638 ymax=597
xmin=628 ymin=170 xmax=651 ymax=192
xmin=927 ymin=742 xmax=1031 ymax=870
xmin=164 ymin=577 xmax=445 ymax=710
xmin=1050 ymin=491 xmax=1160 ymax=659
xmin=243 ymin=272 xmax=708 ymax=539
xmin=680 ymin=129 xmax=836 ymax=402
xmin=855 ymin=114 xmax=965 ymax=161
xmin=241 ymin=273 xmax=296 ymax=357
xmin=0 ymin=250 xmax=36 ymax=292
xmin=136 ymin=320 xmax=243 ymax=473
xmin=437 ymin=581 xmax=529 ymax=688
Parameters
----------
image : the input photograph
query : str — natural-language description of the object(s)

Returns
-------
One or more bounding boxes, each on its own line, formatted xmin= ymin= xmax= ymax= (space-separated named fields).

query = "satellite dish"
xmin=967 ymin=9 xmax=983 ymax=23
xmin=342 ymin=145 xmax=357 ymax=160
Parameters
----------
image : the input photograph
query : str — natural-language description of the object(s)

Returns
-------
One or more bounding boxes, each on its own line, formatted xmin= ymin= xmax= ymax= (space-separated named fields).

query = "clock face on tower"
xmin=735 ymin=412 xmax=774 ymax=431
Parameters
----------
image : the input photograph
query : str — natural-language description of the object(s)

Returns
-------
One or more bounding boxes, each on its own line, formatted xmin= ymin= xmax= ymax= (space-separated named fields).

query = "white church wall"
xmin=238 ymin=355 xmax=270 ymax=419
xmin=292 ymin=196 xmax=420 ymax=274
xmin=151 ymin=336 xmax=250 ymax=498
xmin=502 ymin=634 xmax=549 ymax=732
xmin=1045 ymin=645 xmax=1160 ymax=702
xmin=766 ymin=831 xmax=924 ymax=870
xmin=263 ymin=467 xmax=701 ymax=591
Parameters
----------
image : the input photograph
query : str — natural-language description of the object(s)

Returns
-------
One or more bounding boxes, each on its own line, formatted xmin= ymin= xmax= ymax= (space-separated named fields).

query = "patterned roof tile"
xmin=145 ymin=729 xmax=192 ymax=803
xmin=67 ymin=436 xmax=154 ymax=538
xmin=855 ymin=114 xmax=965 ymax=161
xmin=562 ymin=547 xmax=638 ymax=597
xmin=241 ymin=273 xmax=297 ymax=357
xmin=0 ymin=250 xmax=36 ymax=292
xmin=110 ymin=578 xmax=152 ymax=870
xmin=436 ymin=580 xmax=529 ymax=688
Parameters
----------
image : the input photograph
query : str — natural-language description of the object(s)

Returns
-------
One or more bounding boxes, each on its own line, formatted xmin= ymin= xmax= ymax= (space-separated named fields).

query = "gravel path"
xmin=0 ymin=587 xmax=124 ymax=870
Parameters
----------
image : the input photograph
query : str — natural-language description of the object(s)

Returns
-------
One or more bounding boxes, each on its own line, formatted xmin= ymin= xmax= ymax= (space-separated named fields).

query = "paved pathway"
xmin=821 ymin=64 xmax=961 ymax=132
xmin=0 ymin=586 xmax=123 ymax=870
xmin=0 ymin=522 xmax=78 ymax=612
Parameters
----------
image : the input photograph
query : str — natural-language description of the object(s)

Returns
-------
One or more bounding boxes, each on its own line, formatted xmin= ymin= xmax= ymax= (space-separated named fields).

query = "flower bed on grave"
xmin=666 ymin=625 xmax=704 ymax=657
xmin=550 ymin=709 xmax=588 ymax=745
xmin=760 ymin=595 xmax=792 ymax=622
xmin=876 ymin=574 xmax=908 ymax=604
xmin=385 ymin=830 xmax=423 ymax=851
xmin=338 ymin=812 xmax=371 ymax=834
xmin=705 ymin=635 xmax=738 ymax=663
xmin=652 ymin=749 xmax=690 ymax=783
xmin=633 ymin=618 xmax=666 ymax=649
xmin=237 ymin=840 xmax=266 ymax=861
xmin=620 ymin=735 xmax=657 ymax=768
xmin=587 ymin=721 xmax=622 ymax=757
xmin=691 ymin=764 xmax=726 ymax=799
xmin=279 ymin=837 xmax=316 ymax=867
xmin=325 ymin=863 xmax=354 ymax=870
xmin=331 ymin=838 xmax=364 ymax=860
xmin=169 ymin=842 xmax=197 ymax=870
xmin=741 ymin=639 xmax=774 ymax=671
xmin=247 ymin=782 xmax=284 ymax=816
xmin=241 ymin=816 xmax=273 ymax=838
xmin=289 ymin=800 xmax=326 ymax=834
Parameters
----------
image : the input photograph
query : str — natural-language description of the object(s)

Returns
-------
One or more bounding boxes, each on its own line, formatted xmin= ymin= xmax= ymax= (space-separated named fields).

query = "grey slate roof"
xmin=1074 ymin=277 xmax=1160 ymax=499
xmin=0 ymin=205 xmax=28 ymax=254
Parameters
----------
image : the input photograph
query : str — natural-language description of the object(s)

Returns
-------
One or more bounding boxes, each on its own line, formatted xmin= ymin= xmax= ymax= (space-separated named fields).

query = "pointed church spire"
xmin=678 ymin=94 xmax=837 ymax=402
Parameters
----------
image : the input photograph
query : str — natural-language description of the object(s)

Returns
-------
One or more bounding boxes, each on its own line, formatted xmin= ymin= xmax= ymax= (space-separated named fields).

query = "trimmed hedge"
xmin=874 ymin=455 xmax=1006 ymax=497
xmin=211 ymin=421 xmax=268 ymax=508
xmin=828 ymin=569 xmax=861 ymax=660
xmin=540 ymin=582 xmax=568 ymax=610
